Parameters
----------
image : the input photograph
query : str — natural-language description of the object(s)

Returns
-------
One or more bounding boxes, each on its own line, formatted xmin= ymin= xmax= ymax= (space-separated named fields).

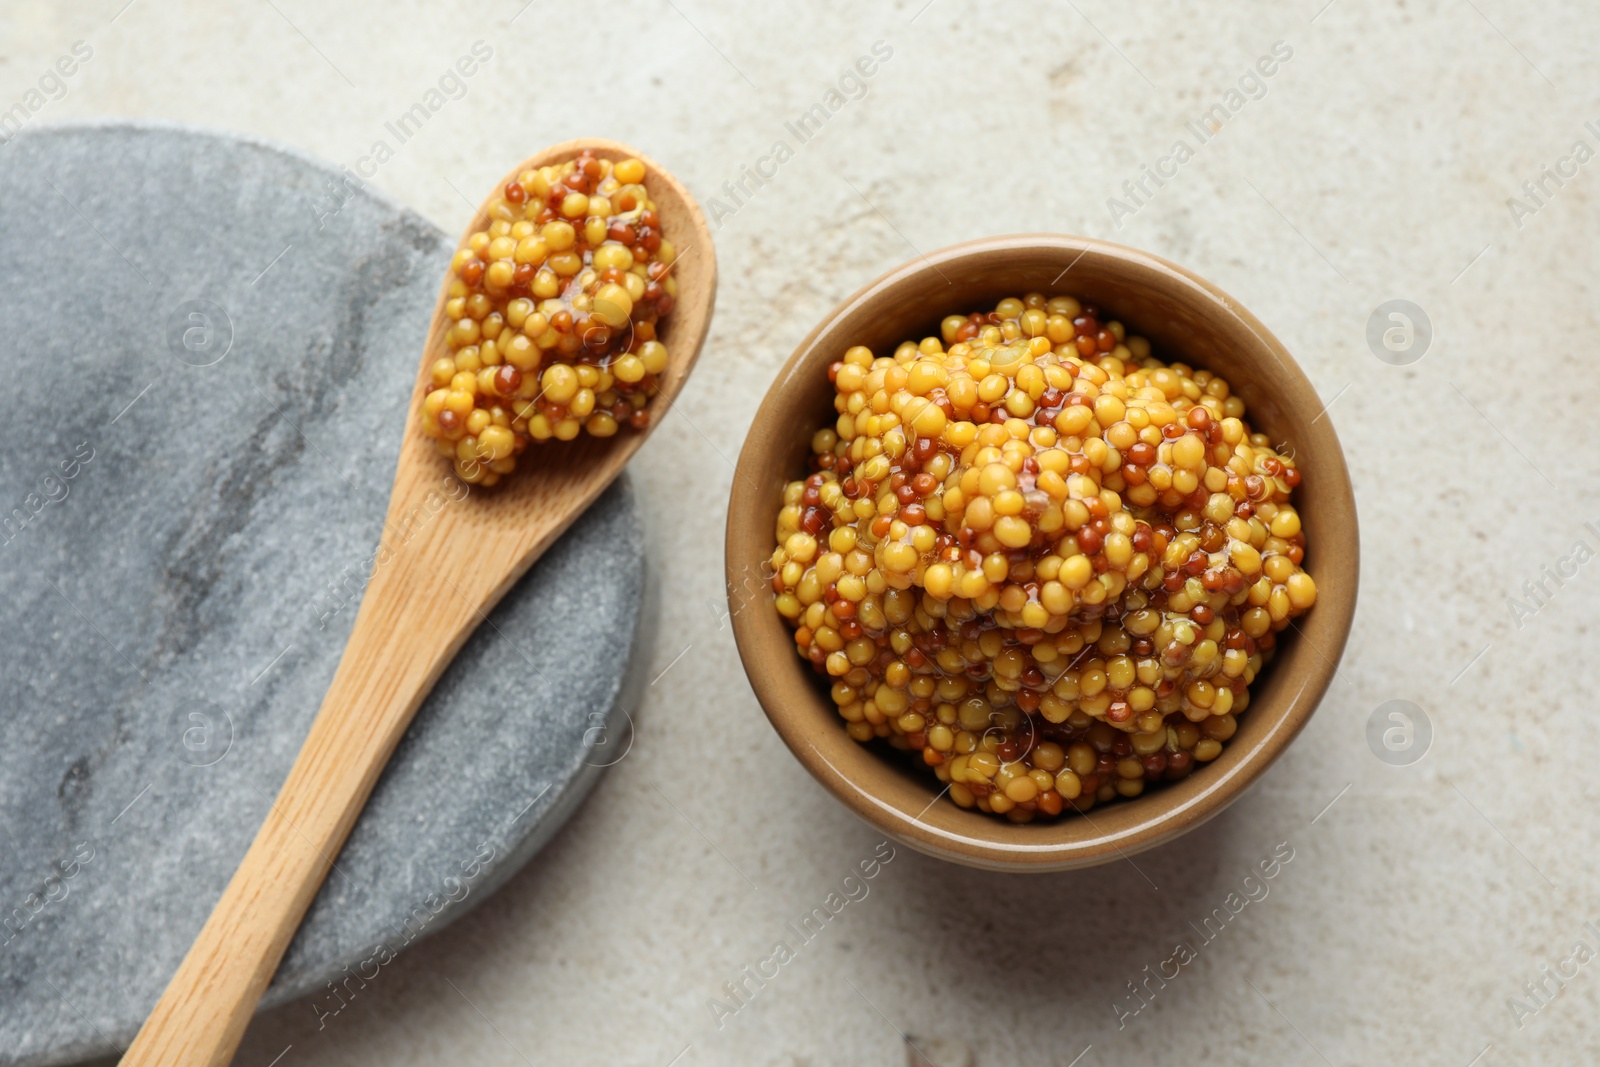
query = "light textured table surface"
xmin=6 ymin=2 xmax=1598 ymax=1064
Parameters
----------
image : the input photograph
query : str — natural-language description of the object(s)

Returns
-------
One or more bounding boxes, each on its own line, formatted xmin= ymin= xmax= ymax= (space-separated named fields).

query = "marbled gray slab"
xmin=0 ymin=121 xmax=647 ymax=1066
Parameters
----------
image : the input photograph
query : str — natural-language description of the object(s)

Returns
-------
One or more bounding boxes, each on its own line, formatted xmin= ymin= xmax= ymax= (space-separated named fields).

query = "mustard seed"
xmin=419 ymin=152 xmax=678 ymax=486
xmin=770 ymin=293 xmax=1317 ymax=820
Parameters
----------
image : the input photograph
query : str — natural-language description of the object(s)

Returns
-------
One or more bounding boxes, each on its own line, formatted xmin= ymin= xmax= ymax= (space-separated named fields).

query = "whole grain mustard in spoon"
xmin=122 ymin=138 xmax=716 ymax=1066
xmin=422 ymin=148 xmax=687 ymax=482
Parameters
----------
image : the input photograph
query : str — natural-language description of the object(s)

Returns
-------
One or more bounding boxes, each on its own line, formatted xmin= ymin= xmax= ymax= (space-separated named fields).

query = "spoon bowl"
xmin=398 ymin=139 xmax=718 ymax=553
xmin=123 ymin=139 xmax=716 ymax=1065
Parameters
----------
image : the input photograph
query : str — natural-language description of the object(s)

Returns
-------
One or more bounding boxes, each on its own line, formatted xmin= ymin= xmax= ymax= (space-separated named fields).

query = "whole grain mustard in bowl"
xmin=727 ymin=236 xmax=1357 ymax=872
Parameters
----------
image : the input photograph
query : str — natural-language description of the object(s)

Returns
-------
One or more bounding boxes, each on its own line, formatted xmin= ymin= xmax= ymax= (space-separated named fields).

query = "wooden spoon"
xmin=121 ymin=138 xmax=716 ymax=1066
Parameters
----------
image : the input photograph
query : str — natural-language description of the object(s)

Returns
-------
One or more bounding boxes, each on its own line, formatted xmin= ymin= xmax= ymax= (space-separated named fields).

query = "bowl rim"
xmin=727 ymin=233 xmax=1358 ymax=872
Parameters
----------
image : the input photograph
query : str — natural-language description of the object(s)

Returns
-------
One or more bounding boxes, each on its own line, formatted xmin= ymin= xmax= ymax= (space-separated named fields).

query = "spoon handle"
xmin=122 ymin=532 xmax=479 ymax=1065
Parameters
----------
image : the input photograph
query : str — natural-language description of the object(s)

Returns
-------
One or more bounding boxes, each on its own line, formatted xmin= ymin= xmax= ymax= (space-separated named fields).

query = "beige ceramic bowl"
xmin=726 ymin=235 xmax=1357 ymax=872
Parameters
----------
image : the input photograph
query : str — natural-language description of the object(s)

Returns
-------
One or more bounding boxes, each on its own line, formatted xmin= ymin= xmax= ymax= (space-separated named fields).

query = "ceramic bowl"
xmin=726 ymin=235 xmax=1357 ymax=872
